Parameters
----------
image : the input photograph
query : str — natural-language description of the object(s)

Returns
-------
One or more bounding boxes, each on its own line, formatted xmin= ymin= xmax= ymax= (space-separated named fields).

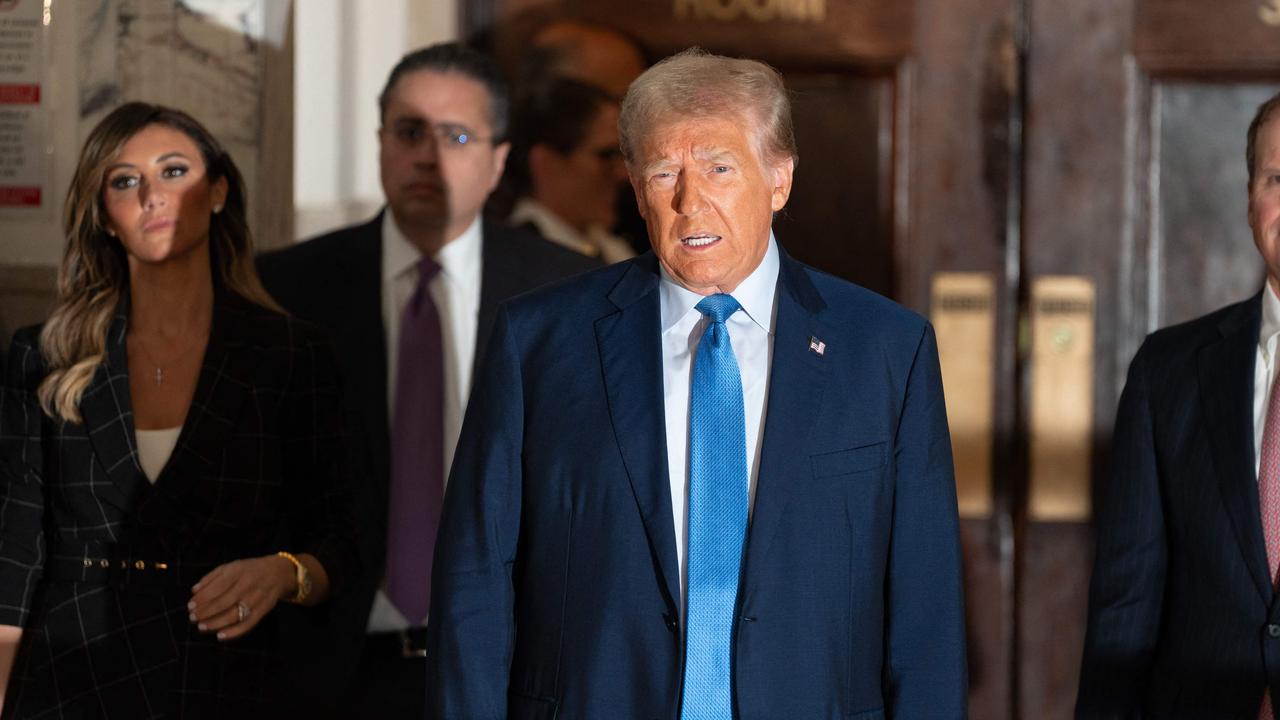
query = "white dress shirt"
xmin=661 ymin=234 xmax=779 ymax=606
xmin=1254 ymin=283 xmax=1280 ymax=476
xmin=368 ymin=213 xmax=482 ymax=632
xmin=509 ymin=197 xmax=636 ymax=265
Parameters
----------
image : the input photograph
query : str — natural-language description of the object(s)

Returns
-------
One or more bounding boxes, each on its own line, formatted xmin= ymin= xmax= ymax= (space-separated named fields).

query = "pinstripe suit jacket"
xmin=1078 ymin=292 xmax=1280 ymax=719
xmin=0 ymin=291 xmax=359 ymax=719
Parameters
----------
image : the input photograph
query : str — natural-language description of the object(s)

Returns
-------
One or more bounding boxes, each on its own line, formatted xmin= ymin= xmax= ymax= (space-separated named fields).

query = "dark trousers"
xmin=336 ymin=632 xmax=427 ymax=719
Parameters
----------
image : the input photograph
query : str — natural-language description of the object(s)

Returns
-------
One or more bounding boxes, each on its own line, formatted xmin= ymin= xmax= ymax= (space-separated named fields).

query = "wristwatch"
xmin=277 ymin=551 xmax=312 ymax=603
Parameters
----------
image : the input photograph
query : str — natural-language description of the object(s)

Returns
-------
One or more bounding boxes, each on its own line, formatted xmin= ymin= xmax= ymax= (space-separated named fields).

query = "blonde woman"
xmin=0 ymin=103 xmax=358 ymax=717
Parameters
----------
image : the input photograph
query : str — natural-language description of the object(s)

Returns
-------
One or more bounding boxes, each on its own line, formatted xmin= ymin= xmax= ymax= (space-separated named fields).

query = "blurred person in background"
xmin=506 ymin=76 xmax=635 ymax=264
xmin=258 ymin=42 xmax=597 ymax=718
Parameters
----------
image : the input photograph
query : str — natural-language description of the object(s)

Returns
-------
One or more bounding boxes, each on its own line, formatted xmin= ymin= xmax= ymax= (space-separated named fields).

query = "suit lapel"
xmin=595 ymin=255 xmax=681 ymax=611
xmin=78 ymin=307 xmax=149 ymax=509
xmin=741 ymin=251 xmax=829 ymax=584
xmin=136 ymin=294 xmax=258 ymax=529
xmin=1200 ymin=293 xmax=1270 ymax=603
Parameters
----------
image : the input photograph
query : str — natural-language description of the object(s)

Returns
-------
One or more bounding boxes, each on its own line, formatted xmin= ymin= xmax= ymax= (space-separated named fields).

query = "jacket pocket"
xmin=848 ymin=707 xmax=885 ymax=720
xmin=811 ymin=442 xmax=887 ymax=479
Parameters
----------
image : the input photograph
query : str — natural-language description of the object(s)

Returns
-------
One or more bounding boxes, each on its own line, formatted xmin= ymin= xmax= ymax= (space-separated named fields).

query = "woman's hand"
xmin=0 ymin=624 xmax=22 ymax=713
xmin=188 ymin=555 xmax=294 ymax=641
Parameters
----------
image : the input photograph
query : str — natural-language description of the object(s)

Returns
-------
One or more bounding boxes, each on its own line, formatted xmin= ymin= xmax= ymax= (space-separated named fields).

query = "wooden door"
xmin=1020 ymin=1 xmax=1280 ymax=716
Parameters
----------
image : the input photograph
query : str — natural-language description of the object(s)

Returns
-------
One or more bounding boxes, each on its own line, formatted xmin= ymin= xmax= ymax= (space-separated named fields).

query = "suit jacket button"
xmin=1268 ymin=624 xmax=1280 ymax=639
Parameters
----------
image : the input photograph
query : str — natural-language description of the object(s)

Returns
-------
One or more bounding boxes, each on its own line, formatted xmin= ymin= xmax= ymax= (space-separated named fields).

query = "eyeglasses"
xmin=386 ymin=120 xmax=494 ymax=150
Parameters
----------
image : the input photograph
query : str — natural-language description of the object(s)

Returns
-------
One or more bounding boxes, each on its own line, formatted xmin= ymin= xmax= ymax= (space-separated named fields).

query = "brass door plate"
xmin=1028 ymin=276 xmax=1095 ymax=521
xmin=931 ymin=273 xmax=995 ymax=518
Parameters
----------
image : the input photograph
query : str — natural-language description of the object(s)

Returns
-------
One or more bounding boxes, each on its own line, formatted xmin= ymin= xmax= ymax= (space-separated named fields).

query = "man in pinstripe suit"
xmin=1078 ymin=91 xmax=1280 ymax=718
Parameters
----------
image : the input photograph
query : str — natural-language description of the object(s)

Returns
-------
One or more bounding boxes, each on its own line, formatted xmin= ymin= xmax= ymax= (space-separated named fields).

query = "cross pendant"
xmin=154 ymin=367 xmax=163 ymax=385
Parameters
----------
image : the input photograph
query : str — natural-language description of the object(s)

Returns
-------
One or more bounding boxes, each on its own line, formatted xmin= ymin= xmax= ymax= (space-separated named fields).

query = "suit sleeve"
xmin=0 ymin=330 xmax=48 ymax=628
xmin=1075 ymin=342 xmax=1165 ymax=719
xmin=885 ymin=323 xmax=968 ymax=718
xmin=281 ymin=325 xmax=360 ymax=594
xmin=427 ymin=306 xmax=524 ymax=720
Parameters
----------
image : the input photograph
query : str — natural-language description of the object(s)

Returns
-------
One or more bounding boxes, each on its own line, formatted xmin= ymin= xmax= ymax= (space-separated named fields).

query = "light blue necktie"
xmin=681 ymin=293 xmax=749 ymax=720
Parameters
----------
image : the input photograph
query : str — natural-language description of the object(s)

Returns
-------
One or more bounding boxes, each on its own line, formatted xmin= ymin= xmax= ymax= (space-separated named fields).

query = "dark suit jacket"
xmin=255 ymin=213 xmax=599 ymax=697
xmin=1078 ymin=292 xmax=1280 ymax=719
xmin=0 ymin=292 xmax=358 ymax=719
xmin=427 ymin=248 xmax=968 ymax=720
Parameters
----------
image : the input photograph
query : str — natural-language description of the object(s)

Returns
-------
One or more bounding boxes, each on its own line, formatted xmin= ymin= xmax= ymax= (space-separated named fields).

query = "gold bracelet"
xmin=276 ymin=551 xmax=311 ymax=603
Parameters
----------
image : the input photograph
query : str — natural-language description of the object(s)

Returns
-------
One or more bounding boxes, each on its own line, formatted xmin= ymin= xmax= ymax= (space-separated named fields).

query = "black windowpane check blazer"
xmin=0 ymin=291 xmax=359 ymax=719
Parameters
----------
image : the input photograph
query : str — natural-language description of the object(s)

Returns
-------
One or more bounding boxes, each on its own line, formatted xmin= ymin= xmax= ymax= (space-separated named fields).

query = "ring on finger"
xmin=236 ymin=601 xmax=251 ymax=623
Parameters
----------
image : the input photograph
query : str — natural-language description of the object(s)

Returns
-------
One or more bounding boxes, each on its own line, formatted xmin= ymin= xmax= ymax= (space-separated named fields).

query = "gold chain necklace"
xmin=130 ymin=333 xmax=205 ymax=385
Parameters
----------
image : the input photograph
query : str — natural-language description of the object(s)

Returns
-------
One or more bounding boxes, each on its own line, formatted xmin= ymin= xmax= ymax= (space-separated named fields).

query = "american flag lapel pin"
xmin=808 ymin=336 xmax=826 ymax=356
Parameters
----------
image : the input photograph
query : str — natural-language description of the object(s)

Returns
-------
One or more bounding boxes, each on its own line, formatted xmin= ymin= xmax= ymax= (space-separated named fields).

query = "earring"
xmin=212 ymin=204 xmax=223 ymax=214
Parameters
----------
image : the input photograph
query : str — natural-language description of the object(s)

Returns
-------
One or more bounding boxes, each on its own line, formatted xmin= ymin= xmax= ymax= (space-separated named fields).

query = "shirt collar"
xmin=510 ymin=198 xmax=597 ymax=257
xmin=659 ymin=231 xmax=780 ymax=335
xmin=382 ymin=211 xmax=483 ymax=289
xmin=1262 ymin=281 xmax=1280 ymax=350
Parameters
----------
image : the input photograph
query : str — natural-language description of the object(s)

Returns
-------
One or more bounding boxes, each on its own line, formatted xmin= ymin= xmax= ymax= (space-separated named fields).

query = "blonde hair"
xmin=39 ymin=102 xmax=280 ymax=423
xmin=618 ymin=47 xmax=798 ymax=171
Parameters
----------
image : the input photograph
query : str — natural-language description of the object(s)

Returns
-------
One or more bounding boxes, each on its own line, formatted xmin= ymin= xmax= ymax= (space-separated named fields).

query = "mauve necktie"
xmin=384 ymin=257 xmax=444 ymax=625
xmin=1260 ymin=365 xmax=1280 ymax=719
xmin=681 ymin=293 xmax=748 ymax=720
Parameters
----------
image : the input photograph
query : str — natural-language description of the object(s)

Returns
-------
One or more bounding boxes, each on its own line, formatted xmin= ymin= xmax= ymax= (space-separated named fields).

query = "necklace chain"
xmin=131 ymin=333 xmax=205 ymax=386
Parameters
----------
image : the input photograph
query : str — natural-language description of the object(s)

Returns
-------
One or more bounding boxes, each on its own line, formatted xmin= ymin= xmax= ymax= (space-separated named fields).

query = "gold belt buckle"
xmin=80 ymin=557 xmax=169 ymax=571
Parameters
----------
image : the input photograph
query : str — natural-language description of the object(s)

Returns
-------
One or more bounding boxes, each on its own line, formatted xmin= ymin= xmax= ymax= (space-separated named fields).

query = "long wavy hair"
xmin=38 ymin=102 xmax=280 ymax=423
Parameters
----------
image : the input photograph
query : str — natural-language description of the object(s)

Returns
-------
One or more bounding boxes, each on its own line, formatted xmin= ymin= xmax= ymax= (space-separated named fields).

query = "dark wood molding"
xmin=1135 ymin=0 xmax=1280 ymax=75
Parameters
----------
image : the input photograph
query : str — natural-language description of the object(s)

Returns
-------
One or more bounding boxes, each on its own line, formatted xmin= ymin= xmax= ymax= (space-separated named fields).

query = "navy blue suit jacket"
xmin=427 ymin=248 xmax=967 ymax=719
xmin=1078 ymin=292 xmax=1280 ymax=719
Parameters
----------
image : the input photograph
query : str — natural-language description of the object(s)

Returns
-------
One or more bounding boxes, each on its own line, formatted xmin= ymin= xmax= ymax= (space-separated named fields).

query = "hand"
xmin=188 ymin=555 xmax=294 ymax=641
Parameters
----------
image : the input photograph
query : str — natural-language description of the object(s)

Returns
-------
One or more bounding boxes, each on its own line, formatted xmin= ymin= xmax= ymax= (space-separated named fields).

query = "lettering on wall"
xmin=673 ymin=0 xmax=826 ymax=23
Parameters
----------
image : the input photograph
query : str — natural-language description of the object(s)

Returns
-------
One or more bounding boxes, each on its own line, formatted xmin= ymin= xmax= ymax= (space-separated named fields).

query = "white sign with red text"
xmin=0 ymin=0 xmax=45 ymax=208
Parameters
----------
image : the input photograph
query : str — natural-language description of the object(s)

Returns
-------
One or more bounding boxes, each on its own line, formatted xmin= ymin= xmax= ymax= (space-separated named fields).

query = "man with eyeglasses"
xmin=505 ymin=76 xmax=636 ymax=265
xmin=258 ymin=42 xmax=598 ymax=717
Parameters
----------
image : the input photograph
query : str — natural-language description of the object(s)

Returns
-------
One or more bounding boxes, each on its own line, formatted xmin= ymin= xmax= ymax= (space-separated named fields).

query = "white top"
xmin=135 ymin=426 xmax=182 ymax=484
xmin=369 ymin=212 xmax=482 ymax=631
xmin=510 ymin=197 xmax=636 ymax=265
xmin=1255 ymin=282 xmax=1280 ymax=476
xmin=660 ymin=234 xmax=780 ymax=607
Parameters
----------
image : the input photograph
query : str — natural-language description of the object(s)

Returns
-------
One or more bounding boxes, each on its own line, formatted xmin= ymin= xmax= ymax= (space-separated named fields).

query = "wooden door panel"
xmin=774 ymin=73 xmax=893 ymax=297
xmin=1155 ymin=82 xmax=1278 ymax=328
xmin=1020 ymin=1 xmax=1135 ymax=714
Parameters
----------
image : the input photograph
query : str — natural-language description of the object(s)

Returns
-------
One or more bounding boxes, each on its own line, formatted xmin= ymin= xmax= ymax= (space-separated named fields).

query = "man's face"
xmin=535 ymin=103 xmax=627 ymax=232
xmin=379 ymin=69 xmax=509 ymax=242
xmin=631 ymin=115 xmax=793 ymax=295
xmin=1251 ymin=116 xmax=1280 ymax=292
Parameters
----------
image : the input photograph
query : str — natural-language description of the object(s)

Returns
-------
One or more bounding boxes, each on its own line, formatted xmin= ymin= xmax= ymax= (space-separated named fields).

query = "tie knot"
xmin=417 ymin=257 xmax=441 ymax=284
xmin=695 ymin=293 xmax=741 ymax=324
